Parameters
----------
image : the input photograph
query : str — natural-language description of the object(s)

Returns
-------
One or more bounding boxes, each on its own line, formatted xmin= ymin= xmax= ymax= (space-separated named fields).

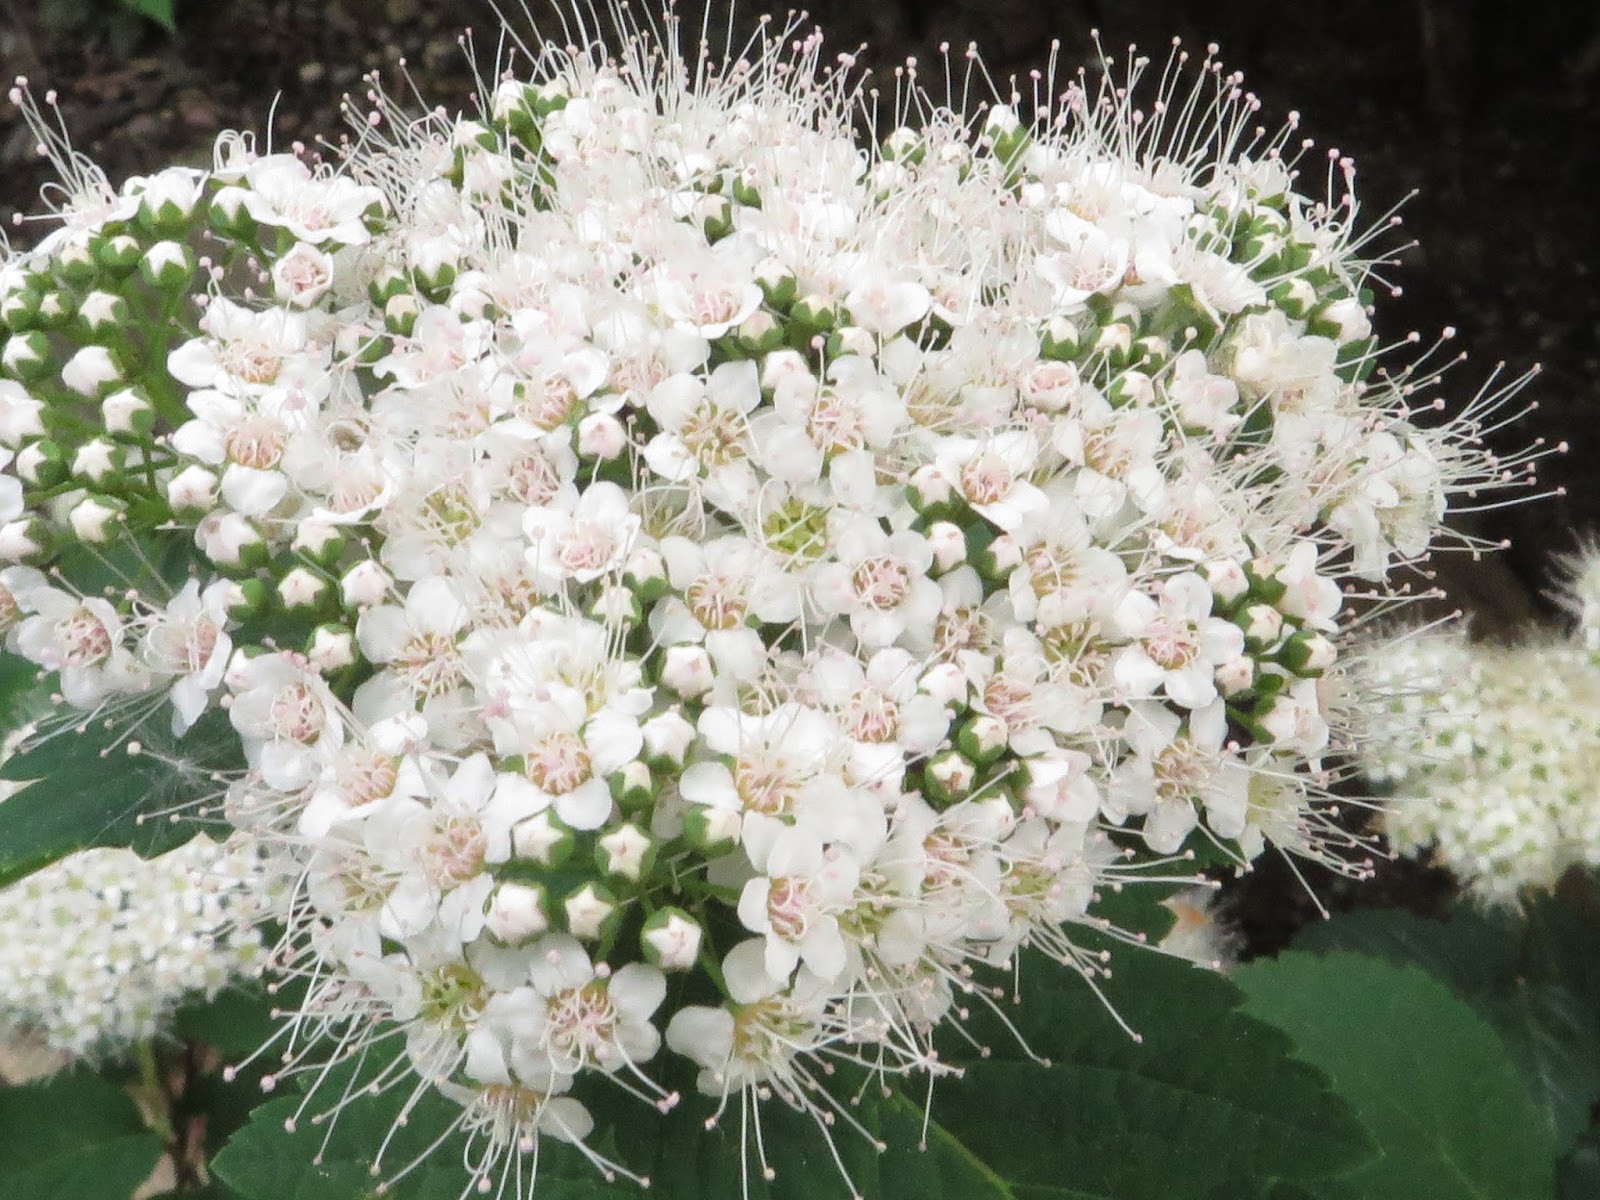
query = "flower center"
xmin=959 ymin=454 xmax=1014 ymax=505
xmin=424 ymin=816 xmax=487 ymax=889
xmin=224 ymin=416 xmax=287 ymax=470
xmin=766 ymin=876 xmax=812 ymax=941
xmin=546 ymin=982 xmax=617 ymax=1062
xmin=686 ymin=574 xmax=747 ymax=630
xmin=680 ymin=402 xmax=746 ymax=467
xmin=734 ymin=757 xmax=797 ymax=816
xmin=58 ymin=606 xmax=113 ymax=666
xmin=268 ymin=683 xmax=323 ymax=743
xmin=1143 ymin=618 xmax=1200 ymax=670
xmin=527 ymin=733 xmax=591 ymax=794
xmin=851 ymin=555 xmax=912 ymax=610
xmin=845 ymin=687 xmax=899 ymax=743
xmin=397 ymin=632 xmax=465 ymax=697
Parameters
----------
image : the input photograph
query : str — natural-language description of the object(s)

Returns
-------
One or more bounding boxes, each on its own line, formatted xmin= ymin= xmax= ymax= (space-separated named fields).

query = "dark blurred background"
xmin=3 ymin=0 xmax=1597 ymax=632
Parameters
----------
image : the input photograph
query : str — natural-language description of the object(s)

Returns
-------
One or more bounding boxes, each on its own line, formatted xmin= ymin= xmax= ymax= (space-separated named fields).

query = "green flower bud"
xmin=682 ymin=803 xmax=739 ymax=855
xmin=15 ymin=439 xmax=66 ymax=487
xmin=561 ymin=881 xmax=619 ymax=941
xmin=277 ymin=566 xmax=333 ymax=613
xmin=955 ymin=715 xmax=1009 ymax=767
xmin=608 ymin=761 xmax=654 ymax=814
xmin=92 ymin=233 xmax=144 ymax=278
xmin=222 ymin=577 xmax=272 ymax=623
xmin=641 ymin=907 xmax=702 ymax=970
xmin=595 ymin=823 xmax=654 ymax=882
xmin=511 ymin=810 xmax=575 ymax=867
xmin=924 ymin=749 xmax=978 ymax=808
xmin=138 ymin=241 xmax=196 ymax=291
xmin=70 ymin=437 xmax=124 ymax=485
xmin=2 ymin=332 xmax=51 ymax=381
xmin=75 ymin=290 xmax=131 ymax=338
xmin=484 ymin=881 xmax=550 ymax=944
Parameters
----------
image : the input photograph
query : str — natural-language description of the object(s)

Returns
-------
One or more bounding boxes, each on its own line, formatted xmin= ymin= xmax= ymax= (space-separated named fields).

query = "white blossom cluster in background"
xmin=1361 ymin=551 xmax=1600 ymax=905
xmin=0 ymin=6 xmax=1535 ymax=1193
xmin=0 ymin=837 xmax=268 ymax=1059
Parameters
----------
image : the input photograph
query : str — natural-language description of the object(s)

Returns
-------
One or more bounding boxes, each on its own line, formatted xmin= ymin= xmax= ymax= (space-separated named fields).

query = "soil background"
xmin=2 ymin=0 xmax=1596 ymax=948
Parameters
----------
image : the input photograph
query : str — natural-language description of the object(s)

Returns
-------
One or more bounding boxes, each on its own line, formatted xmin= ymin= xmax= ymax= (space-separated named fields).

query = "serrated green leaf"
xmin=0 ymin=707 xmax=242 ymax=887
xmin=926 ymin=949 xmax=1374 ymax=1199
xmin=1235 ymin=950 xmax=1556 ymax=1200
xmin=1294 ymin=902 xmax=1600 ymax=1151
xmin=215 ymin=938 xmax=1371 ymax=1200
xmin=0 ymin=1069 xmax=166 ymax=1200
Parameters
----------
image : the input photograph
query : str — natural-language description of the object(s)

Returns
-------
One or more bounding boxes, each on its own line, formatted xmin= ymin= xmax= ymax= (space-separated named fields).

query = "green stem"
xmin=135 ymin=1039 xmax=175 ymax=1144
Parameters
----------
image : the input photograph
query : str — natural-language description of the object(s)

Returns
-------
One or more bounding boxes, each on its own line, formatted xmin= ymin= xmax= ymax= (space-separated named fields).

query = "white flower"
xmin=1113 ymin=573 xmax=1244 ymax=710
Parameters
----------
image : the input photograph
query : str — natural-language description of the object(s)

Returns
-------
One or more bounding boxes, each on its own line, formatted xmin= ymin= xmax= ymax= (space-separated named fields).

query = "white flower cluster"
xmin=0 ymin=836 xmax=268 ymax=1059
xmin=0 ymin=10 xmax=1529 ymax=1192
xmin=1361 ymin=563 xmax=1600 ymax=904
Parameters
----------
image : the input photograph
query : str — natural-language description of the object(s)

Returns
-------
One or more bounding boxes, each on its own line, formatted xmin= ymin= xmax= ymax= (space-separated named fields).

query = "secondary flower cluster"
xmin=0 ymin=836 xmax=268 ymax=1059
xmin=0 ymin=12 xmax=1526 ymax=1193
xmin=1361 ymin=553 xmax=1600 ymax=904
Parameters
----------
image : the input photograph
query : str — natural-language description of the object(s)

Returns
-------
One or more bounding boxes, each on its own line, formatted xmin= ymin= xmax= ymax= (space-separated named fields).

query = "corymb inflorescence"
xmin=0 ymin=5 xmax=1539 ymax=1196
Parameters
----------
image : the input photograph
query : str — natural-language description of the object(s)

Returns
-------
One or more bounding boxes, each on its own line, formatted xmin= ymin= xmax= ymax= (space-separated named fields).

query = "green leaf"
xmin=1558 ymin=1129 xmax=1600 ymax=1200
xmin=216 ymin=919 xmax=1369 ymax=1200
xmin=118 ymin=0 xmax=177 ymax=30
xmin=0 ymin=651 xmax=49 ymax=731
xmin=0 ymin=1068 xmax=166 ymax=1200
xmin=0 ymin=706 xmax=242 ymax=888
xmin=925 ymin=948 xmax=1375 ymax=1199
xmin=1235 ymin=950 xmax=1556 ymax=1200
xmin=1294 ymin=902 xmax=1600 ymax=1151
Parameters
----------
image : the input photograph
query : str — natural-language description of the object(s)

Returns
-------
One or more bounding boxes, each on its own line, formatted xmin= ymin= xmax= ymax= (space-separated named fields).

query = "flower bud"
xmin=92 ymin=233 xmax=143 ymax=277
xmin=0 ymin=381 xmax=46 ymax=446
xmin=511 ymin=811 xmax=574 ymax=867
xmin=61 ymin=346 xmax=122 ymax=397
xmin=3 ymin=332 xmax=51 ymax=381
xmin=596 ymin=823 xmax=654 ymax=881
xmin=102 ymin=387 xmax=154 ymax=436
xmin=305 ymin=623 xmax=357 ymax=673
xmin=0 ymin=518 xmax=49 ymax=563
xmin=484 ymin=881 xmax=550 ymax=944
xmin=1203 ymin=559 xmax=1250 ymax=607
xmin=277 ymin=567 xmax=331 ymax=612
xmin=135 ymin=169 xmax=201 ymax=232
xmin=15 ymin=440 xmax=65 ymax=487
xmin=623 ymin=546 xmax=669 ymax=603
xmin=139 ymin=241 xmax=196 ymax=291
xmin=607 ymin=761 xmax=654 ymax=813
xmin=919 ymin=661 xmax=969 ymax=707
xmin=290 ymin=519 xmax=346 ymax=568
xmin=1280 ymin=631 xmax=1336 ymax=676
xmin=166 ymin=465 xmax=219 ymax=514
xmin=924 ymin=749 xmax=978 ymax=808
xmin=70 ymin=438 xmax=123 ymax=484
xmin=562 ymin=882 xmax=618 ymax=940
xmin=195 ymin=512 xmax=267 ymax=570
xmin=641 ymin=907 xmax=703 ymax=971
xmin=1242 ymin=604 xmax=1284 ymax=649
xmin=955 ymin=714 xmax=1009 ymax=767
xmin=925 ymin=521 xmax=968 ymax=573
xmin=660 ymin=643 xmax=714 ymax=696
xmin=68 ymin=495 xmax=125 ymax=543
xmin=340 ymin=559 xmax=393 ymax=608
xmin=640 ymin=709 xmax=695 ymax=769
xmin=208 ymin=580 xmax=259 ymax=624
xmin=1215 ymin=655 xmax=1256 ymax=697
xmin=577 ymin=412 xmax=627 ymax=460
xmin=682 ymin=804 xmax=740 ymax=854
